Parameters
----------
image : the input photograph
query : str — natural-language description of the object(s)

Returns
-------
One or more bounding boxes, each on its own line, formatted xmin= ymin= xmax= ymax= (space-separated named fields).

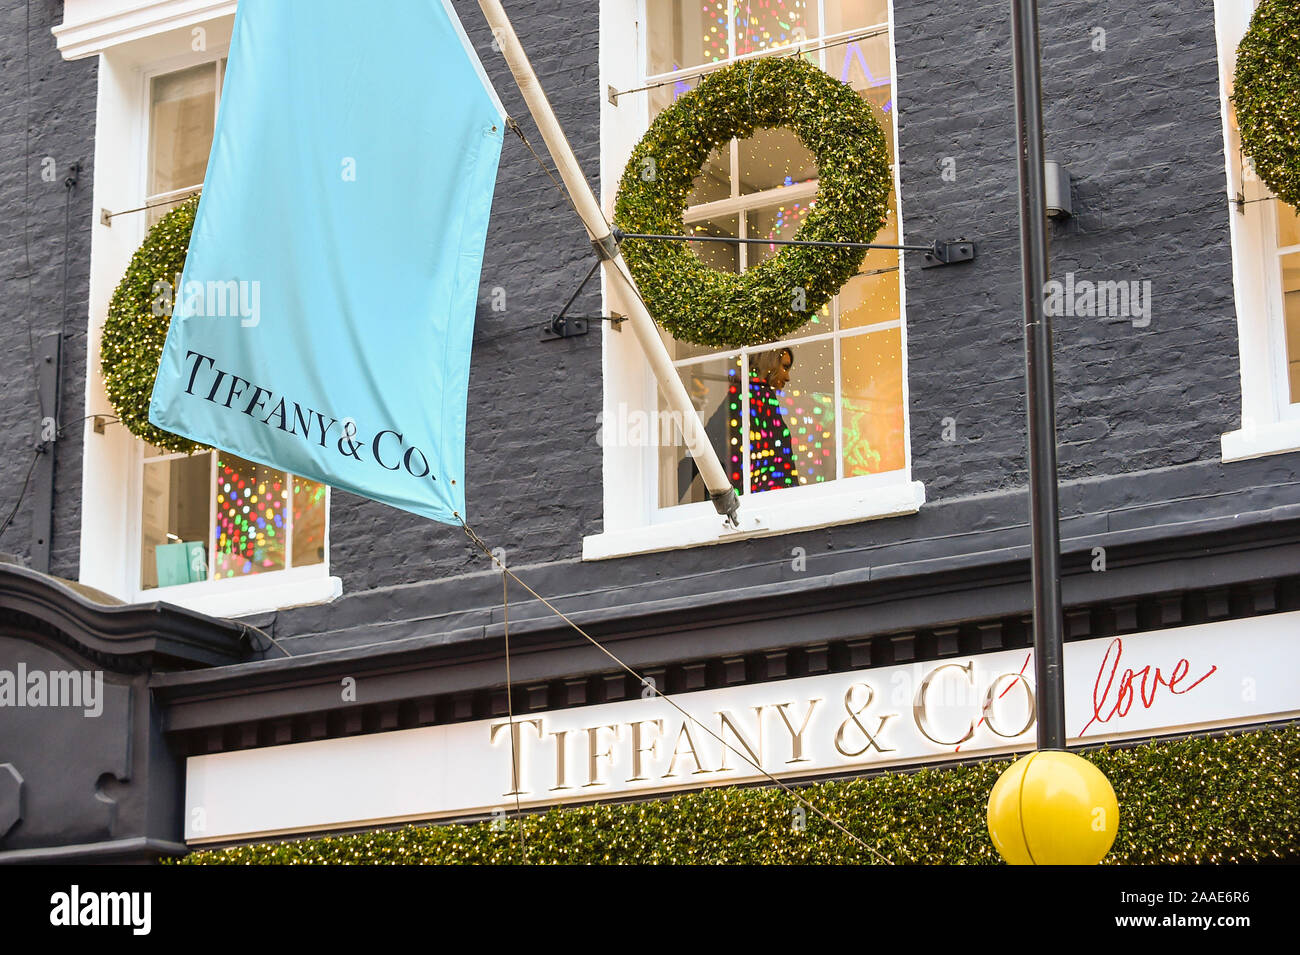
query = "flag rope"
xmin=501 ymin=566 xmax=528 ymax=861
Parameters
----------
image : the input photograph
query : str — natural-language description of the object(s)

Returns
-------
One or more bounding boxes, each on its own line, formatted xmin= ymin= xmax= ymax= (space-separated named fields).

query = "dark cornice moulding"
xmin=0 ymin=561 xmax=250 ymax=670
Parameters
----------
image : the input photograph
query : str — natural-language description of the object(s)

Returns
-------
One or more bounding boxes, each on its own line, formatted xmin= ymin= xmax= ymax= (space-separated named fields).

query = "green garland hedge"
xmin=614 ymin=55 xmax=892 ymax=348
xmin=177 ymin=725 xmax=1299 ymax=865
xmin=1234 ymin=0 xmax=1300 ymax=207
xmin=101 ymin=195 xmax=204 ymax=454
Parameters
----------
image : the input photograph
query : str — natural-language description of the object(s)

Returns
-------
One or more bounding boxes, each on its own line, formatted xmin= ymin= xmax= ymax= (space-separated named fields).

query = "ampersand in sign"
xmin=338 ymin=417 xmax=363 ymax=460
xmin=834 ymin=682 xmax=897 ymax=758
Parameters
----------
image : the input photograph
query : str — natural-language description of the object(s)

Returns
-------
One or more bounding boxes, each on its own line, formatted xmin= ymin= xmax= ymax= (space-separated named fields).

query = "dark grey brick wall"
xmin=0 ymin=0 xmax=95 ymax=579
xmin=3 ymin=0 xmax=1295 ymax=608
xmin=900 ymin=1 xmax=1240 ymax=501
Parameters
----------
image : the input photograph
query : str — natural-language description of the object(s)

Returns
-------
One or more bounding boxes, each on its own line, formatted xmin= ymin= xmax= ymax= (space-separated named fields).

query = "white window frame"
xmin=60 ymin=4 xmax=341 ymax=615
xmin=587 ymin=0 xmax=923 ymax=561
xmin=1214 ymin=0 xmax=1300 ymax=462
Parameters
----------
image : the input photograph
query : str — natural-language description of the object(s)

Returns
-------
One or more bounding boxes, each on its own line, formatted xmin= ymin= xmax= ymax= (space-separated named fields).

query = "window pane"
xmin=840 ymin=328 xmax=906 ymax=475
xmin=838 ymin=267 xmax=900 ymax=330
xmin=648 ymin=0 xmax=728 ymax=74
xmin=746 ymin=200 xmax=831 ymax=338
xmin=735 ymin=0 xmax=820 ymax=56
xmin=823 ymin=0 xmax=890 ymax=33
xmin=1277 ymin=201 xmax=1300 ymax=250
xmin=1282 ymin=252 xmax=1300 ymax=404
xmin=690 ymin=143 xmax=732 ymax=204
xmin=747 ymin=200 xmax=814 ymax=264
xmin=214 ymin=454 xmax=287 ymax=579
xmin=292 ymin=477 xmax=328 ymax=567
xmin=829 ymin=34 xmax=895 ymax=157
xmin=686 ymin=214 xmax=741 ymax=272
xmin=149 ymin=63 xmax=216 ymax=196
xmin=752 ymin=340 xmax=836 ymax=490
xmin=738 ymin=126 xmax=816 ymax=194
xmin=141 ymin=453 xmax=211 ymax=589
xmin=856 ymin=202 xmax=898 ymax=275
xmin=660 ymin=356 xmax=744 ymax=507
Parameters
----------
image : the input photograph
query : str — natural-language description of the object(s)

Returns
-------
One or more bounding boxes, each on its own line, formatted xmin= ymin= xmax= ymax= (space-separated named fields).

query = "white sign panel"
xmin=185 ymin=611 xmax=1300 ymax=843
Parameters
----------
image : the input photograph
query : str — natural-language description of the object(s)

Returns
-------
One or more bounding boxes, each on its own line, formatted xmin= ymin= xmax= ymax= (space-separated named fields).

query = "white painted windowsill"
xmin=132 ymin=567 xmax=342 ymax=619
xmin=583 ymin=480 xmax=926 ymax=561
xmin=1221 ymin=419 xmax=1300 ymax=463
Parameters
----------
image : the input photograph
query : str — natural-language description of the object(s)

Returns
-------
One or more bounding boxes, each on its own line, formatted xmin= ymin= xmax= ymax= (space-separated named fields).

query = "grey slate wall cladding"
xmin=0 ymin=0 xmax=95 ymax=579
xmin=0 ymin=1 xmax=1295 ymax=625
xmin=900 ymin=2 xmax=1240 ymax=497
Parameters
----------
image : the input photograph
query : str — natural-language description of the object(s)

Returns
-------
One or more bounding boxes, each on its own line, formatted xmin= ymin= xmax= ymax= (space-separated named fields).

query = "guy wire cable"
xmin=501 ymin=566 xmax=528 ymax=861
xmin=456 ymin=512 xmax=910 ymax=864
xmin=0 ymin=451 xmax=41 ymax=542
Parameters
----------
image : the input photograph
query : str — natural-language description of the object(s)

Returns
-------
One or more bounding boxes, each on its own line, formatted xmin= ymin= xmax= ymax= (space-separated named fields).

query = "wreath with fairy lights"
xmin=614 ymin=55 xmax=893 ymax=348
xmin=1234 ymin=0 xmax=1300 ymax=207
xmin=101 ymin=194 xmax=206 ymax=454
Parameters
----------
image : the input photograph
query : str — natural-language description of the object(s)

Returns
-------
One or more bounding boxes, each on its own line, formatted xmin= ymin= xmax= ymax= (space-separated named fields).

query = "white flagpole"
xmin=475 ymin=0 xmax=740 ymax=525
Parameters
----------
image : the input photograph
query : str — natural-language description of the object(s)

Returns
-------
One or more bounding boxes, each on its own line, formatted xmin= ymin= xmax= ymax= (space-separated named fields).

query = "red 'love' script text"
xmin=1079 ymin=637 xmax=1217 ymax=736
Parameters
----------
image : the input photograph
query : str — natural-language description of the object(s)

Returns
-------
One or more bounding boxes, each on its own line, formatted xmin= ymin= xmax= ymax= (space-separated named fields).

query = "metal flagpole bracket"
xmin=543 ymin=312 xmax=628 ymax=340
xmin=920 ymin=239 xmax=977 ymax=268
xmin=711 ymin=487 xmax=740 ymax=526
xmin=591 ymin=232 xmax=620 ymax=261
xmin=542 ymin=316 xmax=589 ymax=339
xmin=542 ymin=254 xmax=629 ymax=340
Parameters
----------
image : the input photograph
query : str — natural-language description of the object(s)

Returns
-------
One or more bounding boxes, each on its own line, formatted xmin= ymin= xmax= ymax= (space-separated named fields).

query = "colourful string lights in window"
xmin=705 ymin=0 xmax=728 ymax=62
xmin=214 ymin=456 xmax=286 ymax=578
xmin=746 ymin=375 xmax=800 ymax=492
xmin=735 ymin=0 xmax=812 ymax=57
xmin=783 ymin=388 xmax=835 ymax=484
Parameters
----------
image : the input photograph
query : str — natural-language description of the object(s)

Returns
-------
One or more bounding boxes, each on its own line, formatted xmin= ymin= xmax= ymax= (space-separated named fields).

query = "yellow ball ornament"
xmin=987 ymin=751 xmax=1119 ymax=865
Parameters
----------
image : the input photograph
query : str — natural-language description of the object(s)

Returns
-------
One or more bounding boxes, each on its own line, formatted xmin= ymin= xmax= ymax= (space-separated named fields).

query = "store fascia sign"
xmin=185 ymin=611 xmax=1300 ymax=843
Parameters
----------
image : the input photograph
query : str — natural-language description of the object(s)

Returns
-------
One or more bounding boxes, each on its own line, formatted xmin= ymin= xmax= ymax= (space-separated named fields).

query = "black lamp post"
xmin=1010 ymin=0 xmax=1067 ymax=751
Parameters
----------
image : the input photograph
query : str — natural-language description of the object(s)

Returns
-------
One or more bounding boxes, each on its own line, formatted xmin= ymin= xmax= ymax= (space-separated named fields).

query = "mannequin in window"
xmin=676 ymin=346 xmax=800 ymax=502
xmin=746 ymin=347 xmax=800 ymax=492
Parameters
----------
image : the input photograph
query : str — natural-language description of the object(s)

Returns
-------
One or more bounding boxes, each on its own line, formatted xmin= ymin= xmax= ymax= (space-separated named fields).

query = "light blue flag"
xmin=150 ymin=0 xmax=505 ymax=525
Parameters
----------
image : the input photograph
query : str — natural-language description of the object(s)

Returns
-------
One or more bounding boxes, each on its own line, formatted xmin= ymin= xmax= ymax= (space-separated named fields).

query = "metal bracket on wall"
xmin=542 ymin=313 xmax=627 ymax=340
xmin=920 ymin=240 xmax=976 ymax=268
xmin=542 ymin=256 xmax=628 ymax=340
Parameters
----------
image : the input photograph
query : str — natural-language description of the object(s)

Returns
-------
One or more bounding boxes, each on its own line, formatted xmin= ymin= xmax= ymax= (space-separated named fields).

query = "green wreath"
xmin=614 ymin=55 xmax=893 ymax=348
xmin=1234 ymin=0 xmax=1300 ymax=208
xmin=101 ymin=194 xmax=205 ymax=454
